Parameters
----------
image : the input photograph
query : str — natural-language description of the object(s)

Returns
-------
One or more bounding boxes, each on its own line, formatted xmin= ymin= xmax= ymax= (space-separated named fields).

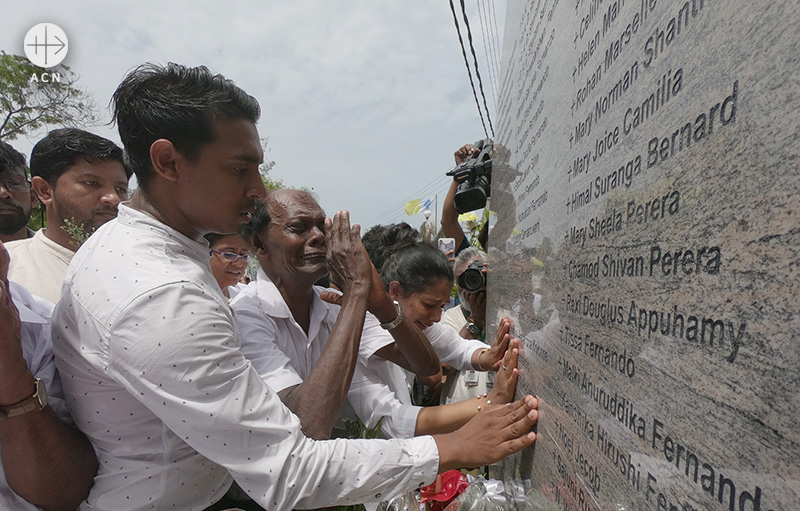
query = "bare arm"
xmin=323 ymin=264 xmax=442 ymax=383
xmin=458 ymin=289 xmax=487 ymax=340
xmin=278 ymin=211 xmax=372 ymax=439
xmin=0 ymin=247 xmax=97 ymax=511
xmin=440 ymin=144 xmax=475 ymax=247
xmin=278 ymin=289 xmax=368 ymax=439
xmin=416 ymin=338 xmax=519 ymax=435
xmin=433 ymin=394 xmax=538 ymax=472
xmin=472 ymin=318 xmax=512 ymax=371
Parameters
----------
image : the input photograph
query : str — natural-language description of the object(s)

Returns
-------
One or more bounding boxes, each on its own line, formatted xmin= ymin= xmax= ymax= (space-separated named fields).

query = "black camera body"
xmin=458 ymin=260 xmax=486 ymax=293
xmin=446 ymin=138 xmax=493 ymax=214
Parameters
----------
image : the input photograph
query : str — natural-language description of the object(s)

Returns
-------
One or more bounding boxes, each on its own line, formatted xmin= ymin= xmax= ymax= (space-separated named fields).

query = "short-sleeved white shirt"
xmin=6 ymin=229 xmax=74 ymax=303
xmin=438 ymin=306 xmax=492 ymax=405
xmin=231 ymin=270 xmax=421 ymax=439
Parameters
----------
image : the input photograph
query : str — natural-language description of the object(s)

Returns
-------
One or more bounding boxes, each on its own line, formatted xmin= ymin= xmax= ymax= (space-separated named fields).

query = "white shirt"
xmin=358 ymin=307 xmax=490 ymax=403
xmin=422 ymin=322 xmax=489 ymax=371
xmin=0 ymin=282 xmax=69 ymax=511
xmin=438 ymin=306 xmax=491 ymax=405
xmin=52 ymin=205 xmax=439 ymax=511
xmin=360 ymin=316 xmax=488 ymax=373
xmin=6 ymin=229 xmax=74 ymax=303
xmin=230 ymin=270 xmax=421 ymax=439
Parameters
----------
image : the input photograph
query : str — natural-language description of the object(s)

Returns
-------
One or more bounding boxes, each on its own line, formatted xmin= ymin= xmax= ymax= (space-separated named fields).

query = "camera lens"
xmin=458 ymin=265 xmax=485 ymax=292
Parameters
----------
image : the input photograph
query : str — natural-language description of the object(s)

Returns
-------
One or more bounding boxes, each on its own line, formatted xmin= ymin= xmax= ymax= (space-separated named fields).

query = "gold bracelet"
xmin=477 ymin=348 xmax=489 ymax=371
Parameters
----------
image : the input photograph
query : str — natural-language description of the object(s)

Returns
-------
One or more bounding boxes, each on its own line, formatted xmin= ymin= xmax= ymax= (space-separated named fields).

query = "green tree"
xmin=0 ymin=51 xmax=99 ymax=141
xmin=259 ymin=136 xmax=282 ymax=191
xmin=261 ymin=172 xmax=283 ymax=192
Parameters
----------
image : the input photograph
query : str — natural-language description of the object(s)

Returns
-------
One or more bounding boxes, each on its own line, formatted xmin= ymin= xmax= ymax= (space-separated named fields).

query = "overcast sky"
xmin=2 ymin=1 xmax=506 ymax=230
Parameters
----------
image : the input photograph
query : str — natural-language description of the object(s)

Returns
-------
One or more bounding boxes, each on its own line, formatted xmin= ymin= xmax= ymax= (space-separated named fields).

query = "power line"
xmin=368 ymin=175 xmax=451 ymax=226
xmin=486 ymin=0 xmax=504 ymax=85
xmin=448 ymin=0 xmax=489 ymax=139
xmin=366 ymin=173 xmax=452 ymax=226
xmin=458 ymin=0 xmax=495 ymax=138
xmin=476 ymin=0 xmax=499 ymax=103
xmin=482 ymin=0 xmax=503 ymax=99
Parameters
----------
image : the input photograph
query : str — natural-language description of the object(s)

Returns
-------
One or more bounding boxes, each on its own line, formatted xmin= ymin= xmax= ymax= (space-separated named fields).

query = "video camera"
xmin=446 ymin=138 xmax=493 ymax=214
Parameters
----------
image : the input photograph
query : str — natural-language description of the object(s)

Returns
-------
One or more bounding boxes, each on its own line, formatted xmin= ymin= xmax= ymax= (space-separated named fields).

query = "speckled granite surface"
xmin=487 ymin=1 xmax=799 ymax=509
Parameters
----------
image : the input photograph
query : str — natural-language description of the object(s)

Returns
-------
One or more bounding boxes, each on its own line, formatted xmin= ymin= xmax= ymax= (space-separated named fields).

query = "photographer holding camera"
xmin=436 ymin=143 xmax=496 ymax=404
xmin=441 ymin=142 xmax=492 ymax=256
xmin=439 ymin=247 xmax=492 ymax=405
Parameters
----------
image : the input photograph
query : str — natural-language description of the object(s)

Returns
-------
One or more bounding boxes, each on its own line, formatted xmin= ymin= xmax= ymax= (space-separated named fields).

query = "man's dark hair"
xmin=362 ymin=222 xmax=421 ymax=272
xmin=204 ymin=230 xmax=249 ymax=248
xmin=111 ymin=62 xmax=261 ymax=190
xmin=240 ymin=199 xmax=270 ymax=250
xmin=29 ymin=128 xmax=127 ymax=185
xmin=380 ymin=243 xmax=453 ymax=295
xmin=204 ymin=232 xmax=229 ymax=248
xmin=0 ymin=140 xmax=27 ymax=178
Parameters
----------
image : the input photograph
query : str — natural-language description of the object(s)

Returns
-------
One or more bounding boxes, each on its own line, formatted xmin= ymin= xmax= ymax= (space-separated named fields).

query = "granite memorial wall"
xmin=487 ymin=1 xmax=799 ymax=509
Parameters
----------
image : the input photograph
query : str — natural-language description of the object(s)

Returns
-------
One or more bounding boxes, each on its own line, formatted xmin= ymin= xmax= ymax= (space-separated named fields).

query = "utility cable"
xmin=367 ymin=173 xmax=452 ymax=226
xmin=476 ymin=0 xmax=499 ymax=101
xmin=487 ymin=0 xmax=504 ymax=86
xmin=449 ymin=0 xmax=489 ymax=139
xmin=368 ymin=174 xmax=451 ymax=226
xmin=459 ymin=0 xmax=495 ymax=138
xmin=482 ymin=0 xmax=503 ymax=98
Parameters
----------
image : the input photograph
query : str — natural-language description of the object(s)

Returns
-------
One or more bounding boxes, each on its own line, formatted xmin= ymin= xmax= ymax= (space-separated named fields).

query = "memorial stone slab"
xmin=487 ymin=1 xmax=799 ymax=509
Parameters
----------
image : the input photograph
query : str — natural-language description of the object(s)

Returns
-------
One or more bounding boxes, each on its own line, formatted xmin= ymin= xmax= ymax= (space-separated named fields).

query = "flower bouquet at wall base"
xmin=420 ymin=475 xmax=555 ymax=511
xmin=420 ymin=470 xmax=469 ymax=511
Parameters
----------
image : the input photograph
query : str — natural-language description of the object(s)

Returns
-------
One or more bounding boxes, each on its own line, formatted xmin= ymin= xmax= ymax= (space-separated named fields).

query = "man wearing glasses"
xmin=0 ymin=141 xmax=38 ymax=244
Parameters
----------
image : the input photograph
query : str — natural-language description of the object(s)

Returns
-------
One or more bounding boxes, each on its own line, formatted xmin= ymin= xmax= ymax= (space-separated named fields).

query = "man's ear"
xmin=149 ymin=139 xmax=181 ymax=183
xmin=388 ymin=280 xmax=403 ymax=301
xmin=28 ymin=186 xmax=40 ymax=209
xmin=30 ymin=176 xmax=54 ymax=208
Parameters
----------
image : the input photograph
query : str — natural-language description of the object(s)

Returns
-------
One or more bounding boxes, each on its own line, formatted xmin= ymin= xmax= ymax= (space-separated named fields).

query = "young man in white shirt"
xmin=6 ymin=129 xmax=130 ymax=303
xmin=53 ymin=62 xmax=538 ymax=511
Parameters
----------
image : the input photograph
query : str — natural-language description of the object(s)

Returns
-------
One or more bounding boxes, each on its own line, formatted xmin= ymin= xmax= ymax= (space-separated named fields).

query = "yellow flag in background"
xmin=404 ymin=199 xmax=422 ymax=216
xmin=405 ymin=197 xmax=433 ymax=216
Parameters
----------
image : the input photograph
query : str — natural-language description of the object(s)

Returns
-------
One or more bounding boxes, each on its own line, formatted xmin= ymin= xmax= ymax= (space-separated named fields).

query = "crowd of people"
xmin=0 ymin=62 xmax=537 ymax=511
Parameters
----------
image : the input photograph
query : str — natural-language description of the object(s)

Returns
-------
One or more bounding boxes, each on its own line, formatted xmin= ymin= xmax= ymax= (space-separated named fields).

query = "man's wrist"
xmin=379 ymin=301 xmax=404 ymax=331
xmin=0 ymin=369 xmax=36 ymax=406
xmin=466 ymin=321 xmax=482 ymax=339
xmin=371 ymin=293 xmax=399 ymax=323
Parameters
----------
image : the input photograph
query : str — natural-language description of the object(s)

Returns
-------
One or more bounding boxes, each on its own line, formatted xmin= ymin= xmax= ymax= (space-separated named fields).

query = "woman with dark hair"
xmin=363 ymin=226 xmax=511 ymax=375
xmin=353 ymin=241 xmax=520 ymax=432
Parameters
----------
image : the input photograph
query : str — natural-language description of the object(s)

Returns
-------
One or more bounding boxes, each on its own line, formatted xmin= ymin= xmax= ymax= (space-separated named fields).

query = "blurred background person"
xmin=0 ymin=141 xmax=37 ymax=243
xmin=439 ymin=247 xmax=492 ymax=405
xmin=205 ymin=232 xmax=250 ymax=300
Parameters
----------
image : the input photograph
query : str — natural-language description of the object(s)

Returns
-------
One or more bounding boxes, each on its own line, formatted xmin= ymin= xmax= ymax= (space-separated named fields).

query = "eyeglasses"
xmin=210 ymin=248 xmax=249 ymax=263
xmin=0 ymin=178 xmax=31 ymax=194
